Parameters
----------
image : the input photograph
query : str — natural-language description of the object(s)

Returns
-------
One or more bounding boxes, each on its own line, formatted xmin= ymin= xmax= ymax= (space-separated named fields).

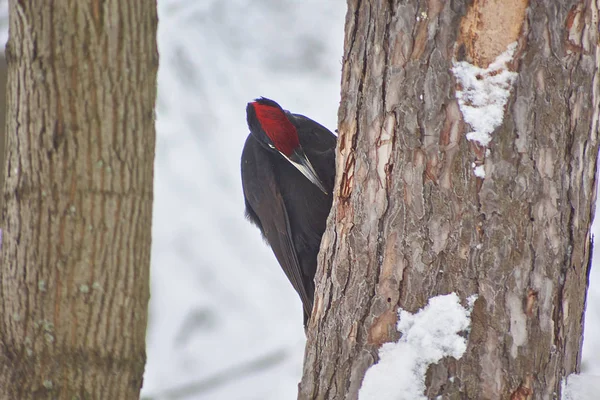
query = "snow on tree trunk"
xmin=299 ymin=1 xmax=599 ymax=399
xmin=0 ymin=1 xmax=158 ymax=398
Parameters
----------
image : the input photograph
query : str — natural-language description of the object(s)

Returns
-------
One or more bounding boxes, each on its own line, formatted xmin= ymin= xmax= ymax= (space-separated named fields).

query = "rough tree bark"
xmin=0 ymin=1 xmax=158 ymax=399
xmin=300 ymin=1 xmax=598 ymax=399
xmin=0 ymin=54 xmax=6 ymax=213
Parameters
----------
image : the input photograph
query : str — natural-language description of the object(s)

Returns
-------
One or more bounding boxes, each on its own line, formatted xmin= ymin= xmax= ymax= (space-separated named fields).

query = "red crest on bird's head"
xmin=247 ymin=98 xmax=300 ymax=157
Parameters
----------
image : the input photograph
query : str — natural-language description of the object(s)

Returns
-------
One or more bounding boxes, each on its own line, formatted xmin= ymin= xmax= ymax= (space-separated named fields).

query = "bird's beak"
xmin=285 ymin=149 xmax=328 ymax=194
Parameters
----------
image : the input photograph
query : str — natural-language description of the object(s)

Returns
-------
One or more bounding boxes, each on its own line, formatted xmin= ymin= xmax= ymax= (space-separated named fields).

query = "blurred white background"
xmin=0 ymin=1 xmax=597 ymax=399
xmin=145 ymin=2 xmax=345 ymax=399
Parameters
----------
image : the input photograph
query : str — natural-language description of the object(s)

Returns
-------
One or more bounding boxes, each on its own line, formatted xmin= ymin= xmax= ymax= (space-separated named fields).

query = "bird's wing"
xmin=241 ymin=135 xmax=314 ymax=316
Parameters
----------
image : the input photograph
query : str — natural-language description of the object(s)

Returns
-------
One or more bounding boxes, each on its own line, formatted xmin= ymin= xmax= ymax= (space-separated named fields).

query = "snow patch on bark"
xmin=452 ymin=43 xmax=518 ymax=177
xmin=472 ymin=164 xmax=486 ymax=178
xmin=452 ymin=43 xmax=517 ymax=146
xmin=359 ymin=293 xmax=477 ymax=400
xmin=562 ymin=374 xmax=600 ymax=400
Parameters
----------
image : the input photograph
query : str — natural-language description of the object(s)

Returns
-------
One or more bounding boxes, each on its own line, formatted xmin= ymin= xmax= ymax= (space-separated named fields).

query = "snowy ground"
xmin=0 ymin=1 xmax=597 ymax=399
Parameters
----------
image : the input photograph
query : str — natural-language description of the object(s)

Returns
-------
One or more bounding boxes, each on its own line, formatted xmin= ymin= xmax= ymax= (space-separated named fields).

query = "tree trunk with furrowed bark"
xmin=300 ymin=1 xmax=599 ymax=399
xmin=0 ymin=1 xmax=158 ymax=399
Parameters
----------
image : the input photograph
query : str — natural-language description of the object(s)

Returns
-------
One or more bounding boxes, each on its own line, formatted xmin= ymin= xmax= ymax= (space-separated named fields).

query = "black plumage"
xmin=241 ymin=98 xmax=336 ymax=326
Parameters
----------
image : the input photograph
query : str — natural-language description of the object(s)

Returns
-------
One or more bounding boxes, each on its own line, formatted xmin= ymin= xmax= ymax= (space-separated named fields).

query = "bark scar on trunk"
xmin=457 ymin=0 xmax=529 ymax=67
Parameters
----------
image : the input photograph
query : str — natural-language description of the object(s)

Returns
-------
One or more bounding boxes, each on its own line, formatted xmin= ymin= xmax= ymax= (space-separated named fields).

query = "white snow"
xmin=359 ymin=293 xmax=476 ymax=400
xmin=562 ymin=374 xmax=600 ymax=400
xmin=453 ymin=43 xmax=518 ymax=177
xmin=473 ymin=164 xmax=486 ymax=178
xmin=452 ymin=43 xmax=518 ymax=147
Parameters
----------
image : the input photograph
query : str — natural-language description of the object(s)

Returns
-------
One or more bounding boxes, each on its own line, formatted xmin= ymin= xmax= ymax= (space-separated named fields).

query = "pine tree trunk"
xmin=0 ymin=1 xmax=158 ymax=399
xmin=300 ymin=1 xmax=599 ymax=399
